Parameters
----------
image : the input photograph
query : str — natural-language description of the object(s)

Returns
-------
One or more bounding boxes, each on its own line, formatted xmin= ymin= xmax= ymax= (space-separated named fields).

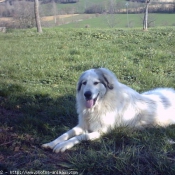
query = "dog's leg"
xmin=42 ymin=126 xmax=84 ymax=149
xmin=53 ymin=131 xmax=101 ymax=153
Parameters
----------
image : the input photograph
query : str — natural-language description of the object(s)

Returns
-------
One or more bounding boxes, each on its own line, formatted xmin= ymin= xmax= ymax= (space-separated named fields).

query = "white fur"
xmin=42 ymin=68 xmax=175 ymax=153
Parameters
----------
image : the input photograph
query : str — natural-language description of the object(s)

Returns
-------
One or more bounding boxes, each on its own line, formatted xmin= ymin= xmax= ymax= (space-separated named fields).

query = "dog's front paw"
xmin=42 ymin=142 xmax=55 ymax=150
xmin=53 ymin=141 xmax=74 ymax=153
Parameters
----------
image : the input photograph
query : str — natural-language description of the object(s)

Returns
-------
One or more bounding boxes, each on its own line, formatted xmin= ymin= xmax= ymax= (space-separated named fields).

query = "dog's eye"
xmin=82 ymin=82 xmax=87 ymax=85
xmin=94 ymin=82 xmax=99 ymax=85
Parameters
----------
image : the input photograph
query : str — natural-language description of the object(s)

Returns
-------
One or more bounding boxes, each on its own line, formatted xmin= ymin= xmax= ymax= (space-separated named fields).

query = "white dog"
xmin=42 ymin=68 xmax=175 ymax=153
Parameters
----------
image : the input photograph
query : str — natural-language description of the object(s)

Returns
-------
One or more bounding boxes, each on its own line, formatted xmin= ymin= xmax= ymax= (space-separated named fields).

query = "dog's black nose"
xmin=84 ymin=91 xmax=92 ymax=99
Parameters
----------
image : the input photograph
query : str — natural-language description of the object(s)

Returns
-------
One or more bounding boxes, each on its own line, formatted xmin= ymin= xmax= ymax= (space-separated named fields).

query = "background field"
xmin=1 ymin=27 xmax=175 ymax=174
xmin=1 ymin=0 xmax=174 ymax=29
xmin=56 ymin=13 xmax=175 ymax=28
xmin=41 ymin=0 xmax=125 ymax=14
xmin=40 ymin=0 xmax=175 ymax=28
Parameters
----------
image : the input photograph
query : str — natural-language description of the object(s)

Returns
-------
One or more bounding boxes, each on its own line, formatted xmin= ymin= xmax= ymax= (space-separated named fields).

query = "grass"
xmin=0 ymin=27 xmax=175 ymax=174
xmin=57 ymin=13 xmax=175 ymax=28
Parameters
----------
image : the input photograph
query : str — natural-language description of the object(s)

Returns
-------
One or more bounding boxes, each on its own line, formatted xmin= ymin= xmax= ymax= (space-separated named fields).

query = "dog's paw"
xmin=42 ymin=142 xmax=55 ymax=149
xmin=53 ymin=141 xmax=74 ymax=153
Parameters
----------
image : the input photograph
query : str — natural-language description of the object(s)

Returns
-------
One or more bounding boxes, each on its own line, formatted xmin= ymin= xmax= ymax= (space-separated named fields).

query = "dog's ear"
xmin=95 ymin=68 xmax=114 ymax=90
xmin=77 ymin=72 xmax=85 ymax=92
xmin=77 ymin=80 xmax=82 ymax=92
xmin=102 ymin=73 xmax=114 ymax=90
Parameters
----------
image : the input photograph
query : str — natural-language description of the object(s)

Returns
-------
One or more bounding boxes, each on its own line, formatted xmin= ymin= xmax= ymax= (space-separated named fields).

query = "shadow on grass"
xmin=0 ymin=83 xmax=77 ymax=171
xmin=1 ymin=83 xmax=175 ymax=174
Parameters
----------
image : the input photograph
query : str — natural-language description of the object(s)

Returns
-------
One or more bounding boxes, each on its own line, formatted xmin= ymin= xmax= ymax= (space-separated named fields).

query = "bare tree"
xmin=105 ymin=0 xmax=119 ymax=28
xmin=105 ymin=14 xmax=120 ymax=28
xmin=140 ymin=14 xmax=156 ymax=28
xmin=52 ymin=0 xmax=59 ymax=25
xmin=13 ymin=1 xmax=35 ymax=29
xmin=34 ymin=0 xmax=42 ymax=33
xmin=108 ymin=0 xmax=116 ymax=14
xmin=143 ymin=0 xmax=151 ymax=31
xmin=173 ymin=0 xmax=175 ymax=12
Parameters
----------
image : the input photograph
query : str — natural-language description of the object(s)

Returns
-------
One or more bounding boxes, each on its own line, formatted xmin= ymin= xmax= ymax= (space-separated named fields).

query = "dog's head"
xmin=77 ymin=68 xmax=116 ymax=109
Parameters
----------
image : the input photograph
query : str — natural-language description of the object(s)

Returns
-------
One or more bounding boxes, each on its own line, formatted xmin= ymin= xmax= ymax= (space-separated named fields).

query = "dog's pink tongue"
xmin=86 ymin=100 xmax=94 ymax=108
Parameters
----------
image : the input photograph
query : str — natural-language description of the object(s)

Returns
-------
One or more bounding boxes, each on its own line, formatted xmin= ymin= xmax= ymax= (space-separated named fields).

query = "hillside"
xmin=1 ymin=0 xmax=174 ymax=17
xmin=41 ymin=0 xmax=175 ymax=15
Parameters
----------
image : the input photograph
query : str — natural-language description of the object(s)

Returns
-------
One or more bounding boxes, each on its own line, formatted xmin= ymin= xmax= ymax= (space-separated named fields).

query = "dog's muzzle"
xmin=84 ymin=91 xmax=98 ymax=108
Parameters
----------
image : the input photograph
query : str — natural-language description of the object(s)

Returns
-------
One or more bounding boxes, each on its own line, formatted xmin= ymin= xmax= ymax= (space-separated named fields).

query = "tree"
xmin=143 ymin=0 xmax=151 ymax=31
xmin=13 ymin=1 xmax=35 ymax=29
xmin=52 ymin=0 xmax=58 ymax=25
xmin=173 ymin=0 xmax=175 ymax=13
xmin=105 ymin=0 xmax=119 ymax=28
xmin=34 ymin=0 xmax=42 ymax=33
xmin=105 ymin=14 xmax=120 ymax=28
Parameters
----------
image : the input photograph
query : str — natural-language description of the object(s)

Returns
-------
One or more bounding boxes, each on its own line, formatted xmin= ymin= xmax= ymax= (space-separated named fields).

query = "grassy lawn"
xmin=0 ymin=27 xmax=175 ymax=174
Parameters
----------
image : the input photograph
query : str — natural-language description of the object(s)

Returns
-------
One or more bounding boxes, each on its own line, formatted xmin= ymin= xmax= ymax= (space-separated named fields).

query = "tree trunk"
xmin=53 ymin=0 xmax=57 ymax=25
xmin=34 ymin=0 xmax=42 ymax=33
xmin=143 ymin=0 xmax=151 ymax=31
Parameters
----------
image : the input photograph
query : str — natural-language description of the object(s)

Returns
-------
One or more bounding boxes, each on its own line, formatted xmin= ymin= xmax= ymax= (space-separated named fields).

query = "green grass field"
xmin=1 ymin=27 xmax=175 ymax=174
xmin=57 ymin=13 xmax=175 ymax=28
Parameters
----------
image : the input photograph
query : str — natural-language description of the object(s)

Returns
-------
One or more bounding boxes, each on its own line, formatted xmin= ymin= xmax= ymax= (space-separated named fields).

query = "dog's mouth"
xmin=86 ymin=94 xmax=99 ymax=108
